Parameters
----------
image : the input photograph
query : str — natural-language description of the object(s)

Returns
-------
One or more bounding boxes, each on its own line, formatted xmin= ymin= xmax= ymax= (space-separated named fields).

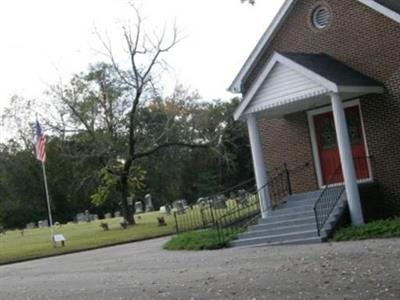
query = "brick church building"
xmin=229 ymin=0 xmax=400 ymax=245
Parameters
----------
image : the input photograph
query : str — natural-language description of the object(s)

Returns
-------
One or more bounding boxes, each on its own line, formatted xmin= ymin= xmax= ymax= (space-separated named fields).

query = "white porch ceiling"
xmin=244 ymin=62 xmax=329 ymax=116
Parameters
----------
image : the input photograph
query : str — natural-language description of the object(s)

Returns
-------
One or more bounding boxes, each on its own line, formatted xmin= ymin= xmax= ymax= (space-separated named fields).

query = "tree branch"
xmin=133 ymin=142 xmax=210 ymax=160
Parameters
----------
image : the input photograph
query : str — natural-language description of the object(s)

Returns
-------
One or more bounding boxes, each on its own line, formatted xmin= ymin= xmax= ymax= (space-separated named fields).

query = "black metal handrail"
xmin=313 ymin=164 xmax=345 ymax=236
xmin=267 ymin=163 xmax=292 ymax=208
xmin=215 ymin=199 xmax=261 ymax=245
xmin=314 ymin=156 xmax=373 ymax=236
xmin=267 ymin=161 xmax=313 ymax=208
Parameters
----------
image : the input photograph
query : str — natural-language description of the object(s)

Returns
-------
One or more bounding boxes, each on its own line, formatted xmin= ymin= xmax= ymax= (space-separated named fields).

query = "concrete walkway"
xmin=0 ymin=237 xmax=399 ymax=300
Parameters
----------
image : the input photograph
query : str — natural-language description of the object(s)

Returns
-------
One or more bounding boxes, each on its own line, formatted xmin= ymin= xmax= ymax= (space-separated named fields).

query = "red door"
xmin=313 ymin=105 xmax=369 ymax=185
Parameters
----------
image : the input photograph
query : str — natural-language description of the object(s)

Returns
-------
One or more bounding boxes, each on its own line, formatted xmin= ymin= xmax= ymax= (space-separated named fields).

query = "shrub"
xmin=332 ymin=217 xmax=400 ymax=241
xmin=163 ymin=228 xmax=240 ymax=251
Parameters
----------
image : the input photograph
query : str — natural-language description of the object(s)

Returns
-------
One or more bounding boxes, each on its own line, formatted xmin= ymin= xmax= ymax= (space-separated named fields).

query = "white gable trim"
xmin=233 ymin=52 xmax=338 ymax=120
xmin=228 ymin=0 xmax=298 ymax=93
xmin=359 ymin=0 xmax=400 ymax=23
xmin=229 ymin=0 xmax=400 ymax=94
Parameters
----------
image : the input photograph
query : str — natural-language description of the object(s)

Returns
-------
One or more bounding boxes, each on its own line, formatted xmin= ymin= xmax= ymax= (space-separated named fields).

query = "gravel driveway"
xmin=0 ymin=237 xmax=399 ymax=300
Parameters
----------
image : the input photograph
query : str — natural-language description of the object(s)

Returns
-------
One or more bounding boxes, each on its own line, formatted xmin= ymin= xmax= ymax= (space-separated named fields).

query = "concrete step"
xmin=284 ymin=190 xmax=322 ymax=201
xmin=270 ymin=204 xmax=315 ymax=215
xmin=230 ymin=189 xmax=347 ymax=248
xmin=264 ymin=211 xmax=316 ymax=223
xmin=257 ymin=216 xmax=316 ymax=227
xmin=240 ymin=223 xmax=316 ymax=239
xmin=231 ymin=230 xmax=322 ymax=248
xmin=233 ymin=236 xmax=324 ymax=248
xmin=279 ymin=198 xmax=318 ymax=208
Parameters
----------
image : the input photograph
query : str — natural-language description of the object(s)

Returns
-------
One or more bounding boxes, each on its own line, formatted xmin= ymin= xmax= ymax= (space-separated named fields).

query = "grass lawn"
xmin=0 ymin=199 xmax=260 ymax=263
xmin=332 ymin=217 xmax=400 ymax=241
xmin=0 ymin=212 xmax=176 ymax=265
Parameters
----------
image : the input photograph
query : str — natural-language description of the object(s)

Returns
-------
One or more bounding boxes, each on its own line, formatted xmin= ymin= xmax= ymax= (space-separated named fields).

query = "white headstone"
xmin=26 ymin=222 xmax=36 ymax=229
xmin=135 ymin=201 xmax=143 ymax=214
xmin=38 ymin=220 xmax=49 ymax=228
xmin=145 ymin=194 xmax=154 ymax=212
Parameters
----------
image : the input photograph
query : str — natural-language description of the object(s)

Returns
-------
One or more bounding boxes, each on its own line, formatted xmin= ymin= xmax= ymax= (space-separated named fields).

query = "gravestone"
xmin=160 ymin=205 xmax=171 ymax=214
xmin=91 ymin=214 xmax=99 ymax=221
xmin=85 ymin=210 xmax=91 ymax=222
xmin=236 ymin=189 xmax=248 ymax=205
xmin=38 ymin=220 xmax=49 ymax=228
xmin=212 ymin=195 xmax=227 ymax=209
xmin=26 ymin=222 xmax=36 ymax=229
xmin=175 ymin=200 xmax=185 ymax=214
xmin=135 ymin=201 xmax=143 ymax=214
xmin=197 ymin=197 xmax=209 ymax=208
xmin=181 ymin=199 xmax=188 ymax=208
xmin=114 ymin=211 xmax=121 ymax=218
xmin=104 ymin=213 xmax=112 ymax=219
xmin=76 ymin=213 xmax=89 ymax=223
xmin=145 ymin=194 xmax=154 ymax=212
xmin=127 ymin=196 xmax=134 ymax=207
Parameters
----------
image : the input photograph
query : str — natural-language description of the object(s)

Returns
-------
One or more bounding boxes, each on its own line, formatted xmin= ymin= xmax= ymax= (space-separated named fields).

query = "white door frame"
xmin=307 ymin=99 xmax=373 ymax=188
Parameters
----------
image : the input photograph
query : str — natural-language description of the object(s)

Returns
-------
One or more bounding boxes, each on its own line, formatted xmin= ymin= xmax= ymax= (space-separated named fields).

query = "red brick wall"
xmin=244 ymin=0 xmax=400 ymax=213
xmin=257 ymin=113 xmax=318 ymax=194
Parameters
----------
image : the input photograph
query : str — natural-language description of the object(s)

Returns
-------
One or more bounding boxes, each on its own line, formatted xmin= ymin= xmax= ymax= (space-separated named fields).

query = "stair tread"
xmin=268 ymin=211 xmax=315 ymax=219
xmin=241 ymin=224 xmax=316 ymax=238
xmin=247 ymin=223 xmax=315 ymax=234
xmin=233 ymin=236 xmax=323 ymax=248
xmin=259 ymin=216 xmax=316 ymax=225
xmin=235 ymin=229 xmax=318 ymax=242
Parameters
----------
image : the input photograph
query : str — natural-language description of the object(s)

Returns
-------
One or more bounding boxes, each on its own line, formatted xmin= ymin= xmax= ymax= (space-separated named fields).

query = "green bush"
xmin=163 ymin=228 xmax=240 ymax=251
xmin=332 ymin=217 xmax=400 ymax=241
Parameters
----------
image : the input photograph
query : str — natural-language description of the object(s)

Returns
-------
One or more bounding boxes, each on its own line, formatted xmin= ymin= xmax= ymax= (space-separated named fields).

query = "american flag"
xmin=35 ymin=120 xmax=47 ymax=163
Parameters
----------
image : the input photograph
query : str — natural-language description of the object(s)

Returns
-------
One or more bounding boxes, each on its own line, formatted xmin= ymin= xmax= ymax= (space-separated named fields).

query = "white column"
xmin=246 ymin=114 xmax=271 ymax=218
xmin=330 ymin=93 xmax=364 ymax=225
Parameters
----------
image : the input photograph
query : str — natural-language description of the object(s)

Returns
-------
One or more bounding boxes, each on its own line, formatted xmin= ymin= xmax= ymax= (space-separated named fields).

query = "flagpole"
xmin=41 ymin=161 xmax=54 ymax=245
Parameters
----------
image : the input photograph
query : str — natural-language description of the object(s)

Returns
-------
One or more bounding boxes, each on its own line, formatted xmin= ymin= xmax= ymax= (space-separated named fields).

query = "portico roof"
xmin=229 ymin=0 xmax=400 ymax=94
xmin=233 ymin=52 xmax=384 ymax=120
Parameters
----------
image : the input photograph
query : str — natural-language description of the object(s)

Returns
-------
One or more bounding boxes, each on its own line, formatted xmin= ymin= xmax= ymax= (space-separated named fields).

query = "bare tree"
xmin=92 ymin=7 xmax=210 ymax=224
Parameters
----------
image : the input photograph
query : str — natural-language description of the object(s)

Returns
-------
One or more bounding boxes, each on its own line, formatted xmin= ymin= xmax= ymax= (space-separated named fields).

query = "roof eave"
xmin=358 ymin=0 xmax=400 ymax=23
xmin=228 ymin=0 xmax=297 ymax=93
xmin=228 ymin=0 xmax=400 ymax=94
xmin=337 ymin=85 xmax=385 ymax=94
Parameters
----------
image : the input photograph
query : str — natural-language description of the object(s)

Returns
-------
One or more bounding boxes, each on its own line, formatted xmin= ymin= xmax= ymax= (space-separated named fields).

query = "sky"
xmin=0 ymin=0 xmax=284 ymax=113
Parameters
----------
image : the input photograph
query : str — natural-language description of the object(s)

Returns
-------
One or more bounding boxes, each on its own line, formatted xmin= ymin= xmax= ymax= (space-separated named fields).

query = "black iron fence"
xmin=173 ymin=178 xmax=257 ymax=234
xmin=314 ymin=156 xmax=373 ymax=236
xmin=172 ymin=162 xmax=296 ymax=246
xmin=215 ymin=187 xmax=263 ymax=245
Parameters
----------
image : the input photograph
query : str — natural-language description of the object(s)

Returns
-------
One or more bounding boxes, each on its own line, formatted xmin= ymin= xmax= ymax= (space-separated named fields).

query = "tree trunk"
xmin=120 ymin=173 xmax=135 ymax=225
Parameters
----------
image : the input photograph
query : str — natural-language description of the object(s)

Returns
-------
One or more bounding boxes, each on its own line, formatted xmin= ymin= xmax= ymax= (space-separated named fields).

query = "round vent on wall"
xmin=312 ymin=6 xmax=331 ymax=29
